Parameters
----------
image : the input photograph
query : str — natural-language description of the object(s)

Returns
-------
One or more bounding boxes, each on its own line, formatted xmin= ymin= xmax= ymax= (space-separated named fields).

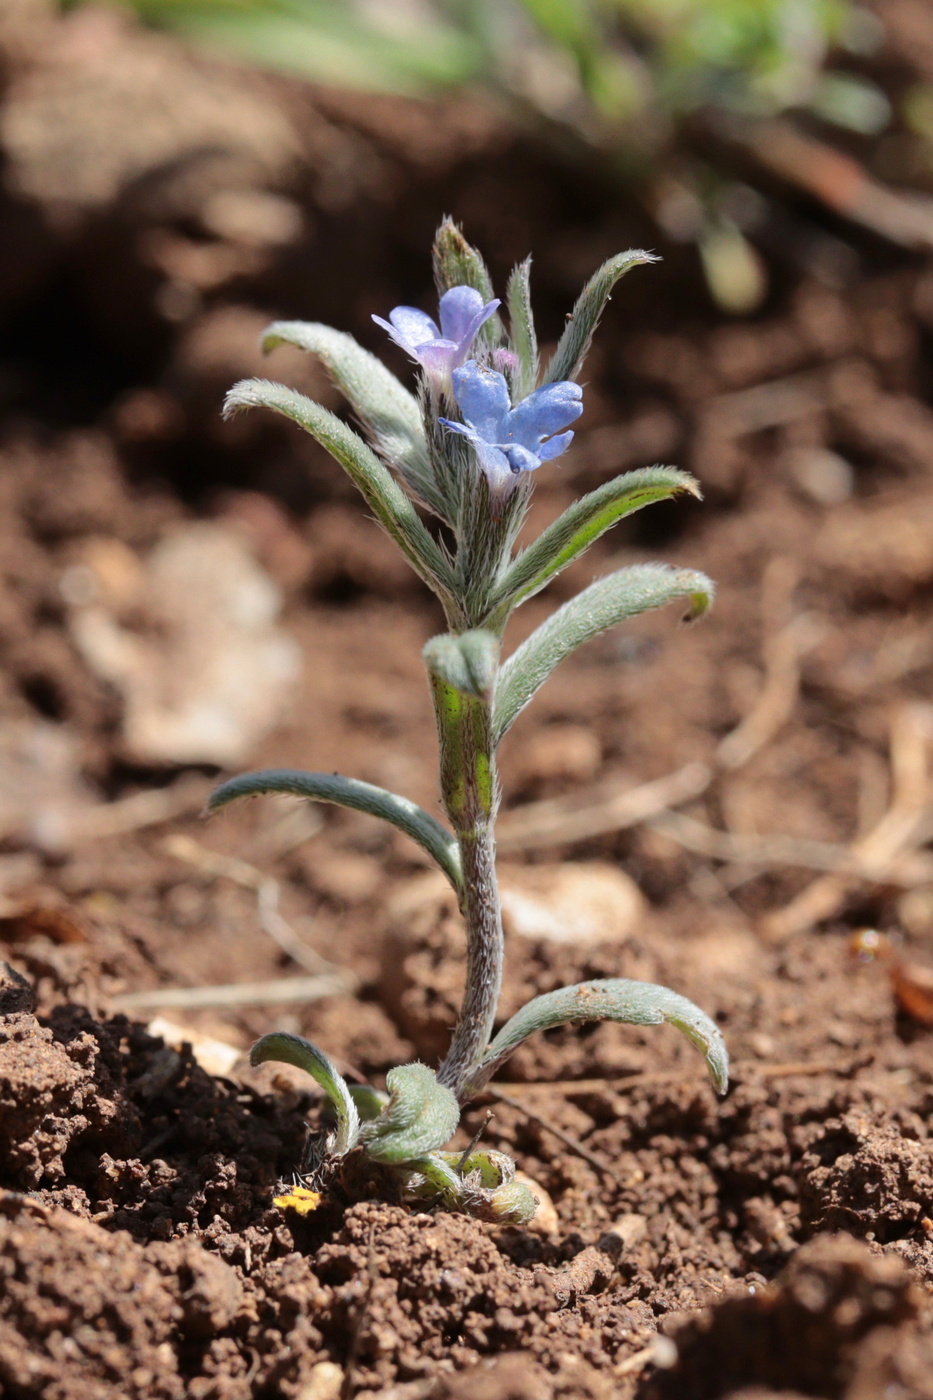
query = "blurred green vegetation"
xmin=66 ymin=1 xmax=898 ymax=311
xmin=65 ymin=0 xmax=887 ymax=135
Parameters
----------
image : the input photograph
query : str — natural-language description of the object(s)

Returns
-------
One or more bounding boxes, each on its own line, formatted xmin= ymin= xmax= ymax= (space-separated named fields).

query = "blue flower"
xmin=373 ymin=286 xmax=499 ymax=388
xmin=439 ymin=360 xmax=583 ymax=495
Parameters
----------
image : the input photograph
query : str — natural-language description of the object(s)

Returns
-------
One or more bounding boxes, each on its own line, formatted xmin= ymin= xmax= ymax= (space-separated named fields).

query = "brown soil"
xmin=3 ymin=4 xmax=933 ymax=1398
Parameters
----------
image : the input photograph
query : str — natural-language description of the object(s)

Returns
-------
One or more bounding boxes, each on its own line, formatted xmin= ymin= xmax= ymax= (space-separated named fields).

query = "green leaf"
xmin=436 ymin=1147 xmax=514 ymax=1189
xmin=348 ymin=1084 xmax=389 ymax=1122
xmin=486 ymin=1180 xmax=538 ymax=1224
xmin=486 ymin=466 xmax=701 ymax=623
xmin=543 ymin=249 xmax=658 ymax=385
xmin=207 ymin=768 xmax=462 ymax=894
xmin=401 ymin=1152 xmax=463 ymax=1203
xmin=261 ymin=320 xmax=449 ymax=519
xmin=250 ymin=1032 xmax=360 ymax=1154
xmin=493 ymin=563 xmax=714 ymax=743
xmin=432 ymin=218 xmax=504 ymax=343
xmin=506 ymin=257 xmax=538 ymax=400
xmin=422 ymin=630 xmax=500 ymax=701
xmin=360 ymin=1062 xmax=461 ymax=1163
xmin=223 ymin=379 xmax=456 ymax=611
xmin=460 ymin=979 xmax=729 ymax=1100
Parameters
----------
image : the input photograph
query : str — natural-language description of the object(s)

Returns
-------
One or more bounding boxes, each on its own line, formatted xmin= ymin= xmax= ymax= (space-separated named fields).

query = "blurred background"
xmin=2 ymin=0 xmax=933 ymax=1038
xmin=6 ymin=9 xmax=933 ymax=1391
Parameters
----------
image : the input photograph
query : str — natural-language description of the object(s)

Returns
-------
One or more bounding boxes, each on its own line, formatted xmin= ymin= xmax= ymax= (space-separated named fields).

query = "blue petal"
xmin=438 ymin=287 xmax=484 ymax=344
xmin=507 ymin=381 xmax=583 ymax=450
xmin=439 ymin=288 xmax=500 ymax=365
xmin=454 ymin=301 xmax=500 ymax=363
xmin=501 ymin=443 xmax=541 ymax=474
xmin=388 ymin=305 xmax=441 ymax=348
xmin=372 ymin=314 xmax=421 ymax=359
xmin=536 ymin=430 xmax=574 ymax=462
xmin=413 ymin=340 xmax=458 ymax=378
xmin=451 ymin=361 xmax=511 ymax=441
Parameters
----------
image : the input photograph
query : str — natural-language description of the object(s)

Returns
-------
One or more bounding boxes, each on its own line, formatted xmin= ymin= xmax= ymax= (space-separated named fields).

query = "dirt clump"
xmin=649 ymin=1235 xmax=927 ymax=1400
xmin=0 ymin=1010 xmax=127 ymax=1188
xmin=795 ymin=1109 xmax=933 ymax=1243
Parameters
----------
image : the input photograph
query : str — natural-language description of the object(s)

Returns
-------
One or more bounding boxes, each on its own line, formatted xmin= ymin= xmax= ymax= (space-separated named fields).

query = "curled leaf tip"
xmin=683 ymin=580 xmax=715 ymax=620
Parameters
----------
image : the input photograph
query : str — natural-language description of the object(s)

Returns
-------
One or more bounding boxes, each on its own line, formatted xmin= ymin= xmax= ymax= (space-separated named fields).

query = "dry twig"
xmin=734 ymin=117 xmax=933 ymax=251
xmin=65 ymin=776 xmax=213 ymax=842
xmin=644 ymin=809 xmax=933 ymax=886
xmin=486 ymin=1086 xmax=622 ymax=1184
xmin=497 ymin=761 xmax=711 ymax=850
xmin=490 ymin=1058 xmax=859 ymax=1095
xmin=763 ymin=704 xmax=933 ymax=940
xmin=161 ymin=832 xmax=349 ymax=980
xmin=715 ymin=614 xmax=820 ymax=770
xmin=112 ymin=974 xmax=347 ymax=1012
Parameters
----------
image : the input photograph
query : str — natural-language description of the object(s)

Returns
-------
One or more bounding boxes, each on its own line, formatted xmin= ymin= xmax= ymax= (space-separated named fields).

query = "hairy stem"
xmin=429 ymin=662 xmax=503 ymax=1096
xmin=439 ymin=822 xmax=503 ymax=1094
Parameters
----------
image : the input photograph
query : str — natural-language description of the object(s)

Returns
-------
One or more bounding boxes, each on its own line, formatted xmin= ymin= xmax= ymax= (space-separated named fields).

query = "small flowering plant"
xmin=213 ymin=220 xmax=728 ymax=1224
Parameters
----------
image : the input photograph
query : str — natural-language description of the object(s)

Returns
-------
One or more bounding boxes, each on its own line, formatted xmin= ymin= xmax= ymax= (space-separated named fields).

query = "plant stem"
xmin=440 ymin=821 xmax=503 ymax=1095
xmin=428 ymin=663 xmax=503 ymax=1098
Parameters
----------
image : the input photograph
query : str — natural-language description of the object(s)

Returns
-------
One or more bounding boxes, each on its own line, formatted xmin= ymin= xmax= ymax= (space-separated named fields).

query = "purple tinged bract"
xmin=373 ymin=286 xmax=499 ymax=387
xmin=439 ymin=360 xmax=583 ymax=495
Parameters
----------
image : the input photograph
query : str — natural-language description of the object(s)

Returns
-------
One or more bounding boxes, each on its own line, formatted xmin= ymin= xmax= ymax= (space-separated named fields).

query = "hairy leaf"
xmin=436 ymin=1147 xmax=514 ymax=1189
xmin=423 ymin=630 xmax=500 ymax=701
xmin=486 ymin=1180 xmax=538 ymax=1224
xmin=261 ymin=320 xmax=448 ymax=519
xmin=250 ymin=1032 xmax=360 ymax=1153
xmin=348 ymin=1084 xmax=389 ymax=1122
xmin=487 ymin=467 xmax=700 ymax=622
xmin=223 ymin=379 xmax=456 ymax=609
xmin=360 ymin=1062 xmax=461 ymax=1163
xmin=493 ymin=564 xmax=713 ymax=743
xmin=207 ymin=768 xmax=462 ymax=894
xmin=402 ymin=1152 xmax=463 ymax=1202
xmin=433 ymin=217 xmax=496 ymax=303
xmin=460 ymin=979 xmax=729 ymax=1100
xmin=506 ymin=257 xmax=538 ymax=400
xmin=542 ymin=249 xmax=658 ymax=385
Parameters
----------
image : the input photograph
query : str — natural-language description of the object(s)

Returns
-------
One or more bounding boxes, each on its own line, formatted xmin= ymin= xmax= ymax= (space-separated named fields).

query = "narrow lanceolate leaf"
xmin=486 ymin=467 xmax=701 ymax=623
xmin=493 ymin=563 xmax=714 ymax=743
xmin=423 ymin=630 xmax=500 ymax=701
xmin=261 ymin=321 xmax=445 ymax=518
xmin=460 ymin=979 xmax=729 ymax=1100
xmin=432 ymin=217 xmax=504 ymax=343
xmin=506 ymin=257 xmax=538 ymax=400
xmin=250 ymin=1032 xmax=360 ymax=1153
xmin=207 ymin=768 xmax=462 ymax=894
xmin=223 ymin=379 xmax=456 ymax=609
xmin=542 ymin=249 xmax=658 ymax=385
xmin=360 ymin=1063 xmax=460 ymax=1163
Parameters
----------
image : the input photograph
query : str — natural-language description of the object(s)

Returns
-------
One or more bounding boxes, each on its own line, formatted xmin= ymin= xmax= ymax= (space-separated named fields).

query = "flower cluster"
xmin=376 ymin=285 xmax=583 ymax=497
